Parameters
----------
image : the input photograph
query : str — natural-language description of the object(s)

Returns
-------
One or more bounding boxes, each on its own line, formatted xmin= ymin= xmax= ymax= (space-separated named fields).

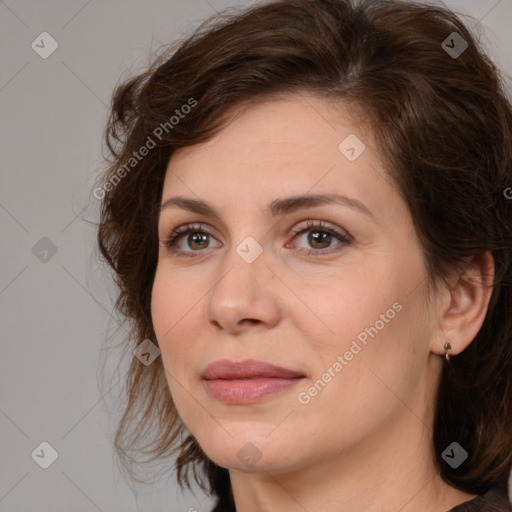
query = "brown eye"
xmin=165 ymin=224 xmax=222 ymax=254
xmin=308 ymin=230 xmax=332 ymax=249
xmin=187 ymin=232 xmax=209 ymax=250
xmin=289 ymin=221 xmax=351 ymax=255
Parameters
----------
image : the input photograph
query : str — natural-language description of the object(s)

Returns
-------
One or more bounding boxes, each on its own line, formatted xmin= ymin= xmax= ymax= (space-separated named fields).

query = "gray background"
xmin=1 ymin=0 xmax=511 ymax=511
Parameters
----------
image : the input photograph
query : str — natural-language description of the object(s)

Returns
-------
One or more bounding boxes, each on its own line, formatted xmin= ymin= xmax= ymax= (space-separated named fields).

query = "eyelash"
xmin=164 ymin=221 xmax=352 ymax=258
xmin=163 ymin=221 xmax=351 ymax=257
xmin=289 ymin=221 xmax=351 ymax=254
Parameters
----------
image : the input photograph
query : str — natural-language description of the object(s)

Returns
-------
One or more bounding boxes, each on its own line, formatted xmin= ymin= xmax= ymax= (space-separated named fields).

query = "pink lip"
xmin=202 ymin=359 xmax=305 ymax=405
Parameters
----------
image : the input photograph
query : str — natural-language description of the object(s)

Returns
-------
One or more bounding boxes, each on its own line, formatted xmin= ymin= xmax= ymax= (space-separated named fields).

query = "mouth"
xmin=202 ymin=359 xmax=306 ymax=405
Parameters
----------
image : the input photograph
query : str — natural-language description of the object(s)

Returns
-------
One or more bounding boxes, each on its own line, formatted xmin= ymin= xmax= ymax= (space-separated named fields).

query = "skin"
xmin=151 ymin=92 xmax=494 ymax=511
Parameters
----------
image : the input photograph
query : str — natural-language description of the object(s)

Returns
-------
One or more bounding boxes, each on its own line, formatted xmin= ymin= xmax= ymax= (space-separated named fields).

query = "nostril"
xmin=241 ymin=318 xmax=260 ymax=325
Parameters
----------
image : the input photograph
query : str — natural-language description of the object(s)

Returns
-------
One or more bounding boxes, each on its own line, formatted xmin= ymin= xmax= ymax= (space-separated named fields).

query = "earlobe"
xmin=435 ymin=251 xmax=495 ymax=357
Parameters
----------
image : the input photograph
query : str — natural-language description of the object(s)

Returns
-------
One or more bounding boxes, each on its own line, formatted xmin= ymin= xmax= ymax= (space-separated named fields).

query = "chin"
xmin=193 ymin=425 xmax=307 ymax=474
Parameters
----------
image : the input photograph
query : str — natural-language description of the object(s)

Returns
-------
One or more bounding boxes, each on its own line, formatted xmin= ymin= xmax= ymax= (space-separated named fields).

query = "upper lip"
xmin=202 ymin=359 xmax=305 ymax=380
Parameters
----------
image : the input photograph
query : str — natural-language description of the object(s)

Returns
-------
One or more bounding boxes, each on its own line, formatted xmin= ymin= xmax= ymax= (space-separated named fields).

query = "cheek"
xmin=292 ymin=291 xmax=428 ymax=448
xmin=151 ymin=260 xmax=204 ymax=327
xmin=296 ymin=245 xmax=429 ymax=390
xmin=294 ymin=260 xmax=404 ymax=349
xmin=151 ymin=265 xmax=204 ymax=373
xmin=151 ymin=267 xmax=209 ymax=430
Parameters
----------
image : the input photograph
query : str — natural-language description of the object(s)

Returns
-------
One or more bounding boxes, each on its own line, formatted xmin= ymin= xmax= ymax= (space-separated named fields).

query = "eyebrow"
xmin=159 ymin=193 xmax=373 ymax=219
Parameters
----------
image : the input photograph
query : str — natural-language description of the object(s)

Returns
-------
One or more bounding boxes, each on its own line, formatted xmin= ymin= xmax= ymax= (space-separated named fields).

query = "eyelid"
xmin=286 ymin=220 xmax=352 ymax=254
xmin=289 ymin=220 xmax=350 ymax=240
xmin=163 ymin=223 xmax=221 ymax=248
xmin=163 ymin=220 xmax=352 ymax=255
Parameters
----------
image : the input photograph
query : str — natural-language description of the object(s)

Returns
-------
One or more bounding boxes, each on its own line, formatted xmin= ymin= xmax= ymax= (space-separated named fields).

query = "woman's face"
xmin=152 ymin=93 xmax=442 ymax=474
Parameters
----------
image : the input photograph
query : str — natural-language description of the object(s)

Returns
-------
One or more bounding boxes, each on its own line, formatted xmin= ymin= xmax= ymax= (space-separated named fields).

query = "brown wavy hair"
xmin=96 ymin=0 xmax=512 ymax=509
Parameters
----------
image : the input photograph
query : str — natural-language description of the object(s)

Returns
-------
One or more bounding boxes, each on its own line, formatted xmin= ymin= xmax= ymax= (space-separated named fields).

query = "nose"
xmin=205 ymin=243 xmax=282 ymax=335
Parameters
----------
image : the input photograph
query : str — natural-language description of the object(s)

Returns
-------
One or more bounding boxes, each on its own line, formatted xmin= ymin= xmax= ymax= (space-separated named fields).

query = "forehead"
xmin=161 ymin=93 xmax=403 ymax=224
xmin=169 ymin=94 xmax=361 ymax=168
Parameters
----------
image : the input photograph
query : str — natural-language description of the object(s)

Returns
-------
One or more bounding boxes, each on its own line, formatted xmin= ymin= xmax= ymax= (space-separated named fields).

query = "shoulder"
xmin=449 ymin=487 xmax=512 ymax=512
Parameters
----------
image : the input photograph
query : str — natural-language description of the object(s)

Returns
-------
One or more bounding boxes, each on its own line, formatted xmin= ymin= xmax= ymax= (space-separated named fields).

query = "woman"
xmin=96 ymin=0 xmax=512 ymax=510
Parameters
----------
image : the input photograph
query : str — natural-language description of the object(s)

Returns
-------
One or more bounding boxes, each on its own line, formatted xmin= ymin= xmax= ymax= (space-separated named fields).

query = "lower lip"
xmin=204 ymin=377 xmax=304 ymax=405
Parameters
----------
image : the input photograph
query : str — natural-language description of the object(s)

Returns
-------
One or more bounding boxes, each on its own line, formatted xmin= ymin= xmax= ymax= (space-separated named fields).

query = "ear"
xmin=431 ymin=251 xmax=495 ymax=357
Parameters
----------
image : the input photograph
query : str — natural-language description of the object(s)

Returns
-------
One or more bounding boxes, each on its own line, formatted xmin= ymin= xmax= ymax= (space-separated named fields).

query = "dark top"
xmin=449 ymin=487 xmax=512 ymax=511
xmin=212 ymin=486 xmax=512 ymax=511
